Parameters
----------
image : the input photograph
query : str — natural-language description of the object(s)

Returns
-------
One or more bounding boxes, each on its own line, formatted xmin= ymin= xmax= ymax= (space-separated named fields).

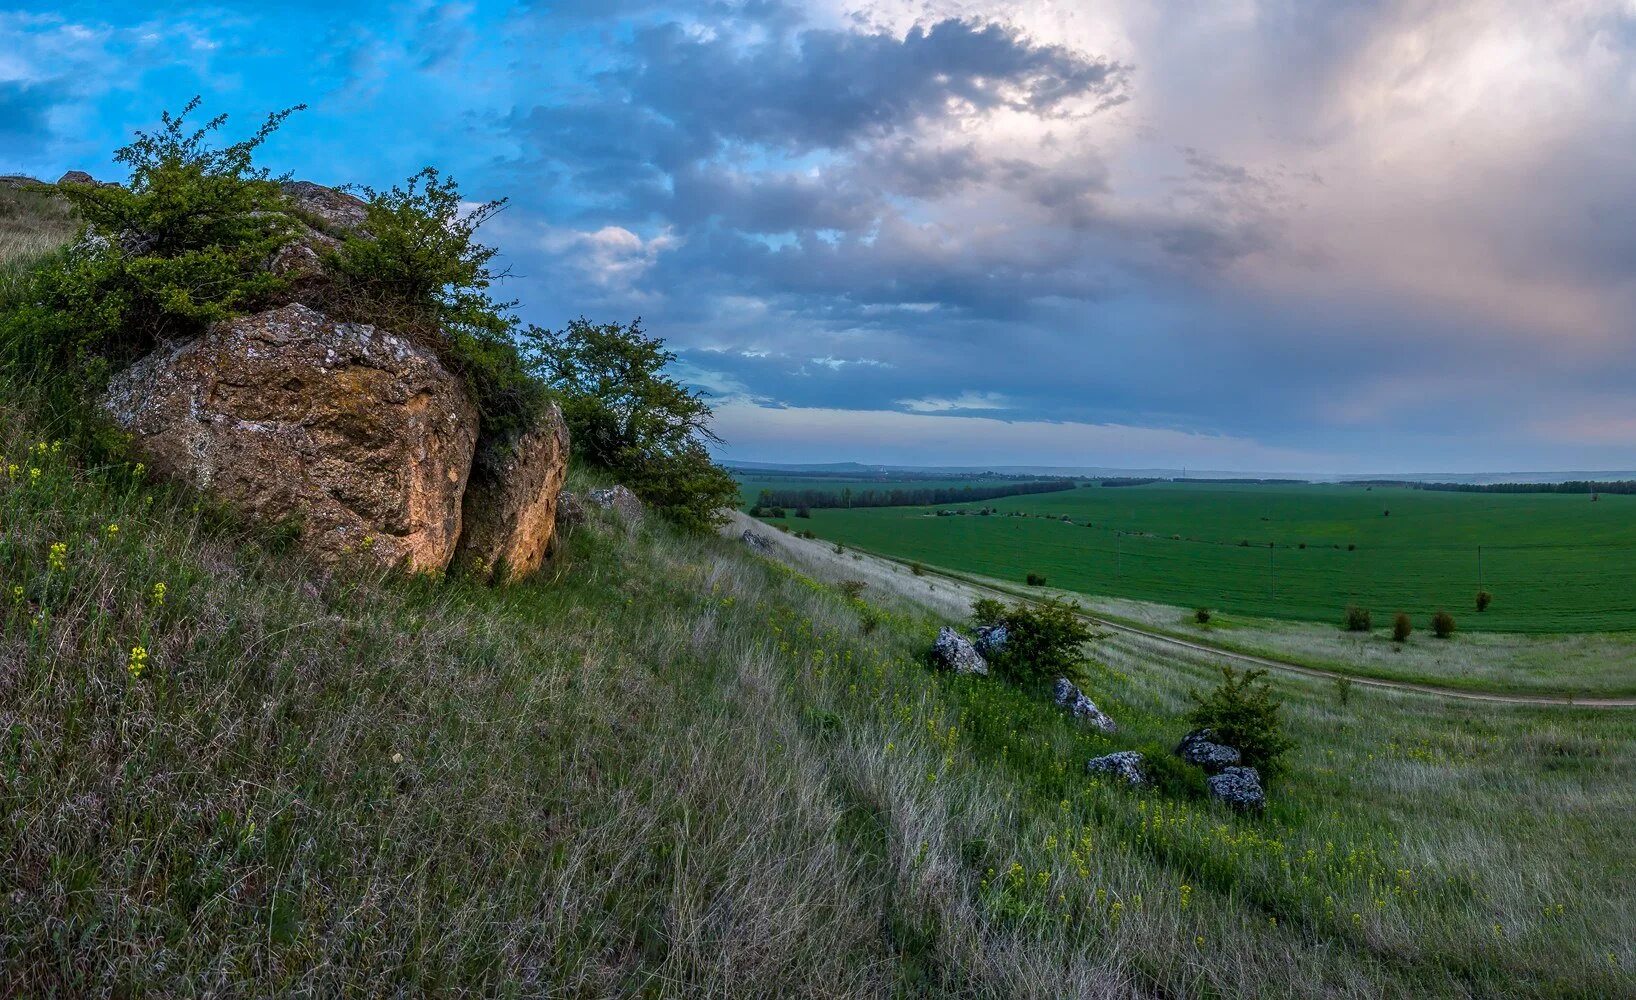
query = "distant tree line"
xmin=1351 ymin=480 xmax=1636 ymax=495
xmin=1100 ymin=477 xmax=1310 ymax=488
xmin=750 ymin=479 xmax=1075 ymax=511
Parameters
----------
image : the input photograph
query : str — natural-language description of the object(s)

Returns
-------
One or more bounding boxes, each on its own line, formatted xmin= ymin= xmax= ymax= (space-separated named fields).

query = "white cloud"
xmin=896 ymin=390 xmax=1010 ymax=412
xmin=710 ymin=400 xmax=1339 ymax=473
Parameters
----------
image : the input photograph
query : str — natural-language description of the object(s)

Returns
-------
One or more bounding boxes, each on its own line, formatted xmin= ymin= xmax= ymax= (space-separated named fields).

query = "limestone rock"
xmin=454 ymin=402 xmax=571 ymax=583
xmin=102 ymin=303 xmax=477 ymax=572
xmin=975 ymin=624 xmax=1008 ymax=657
xmin=282 ymin=180 xmax=368 ymax=231
xmin=1207 ymin=766 xmax=1265 ymax=811
xmin=1176 ymin=729 xmax=1242 ymax=773
xmin=741 ymin=530 xmax=773 ymax=552
xmin=1053 ymin=677 xmax=1117 ymax=733
xmin=587 ymin=485 xmax=644 ymax=523
xmin=57 ymin=170 xmax=110 ymax=187
xmin=932 ymin=626 xmax=988 ymax=676
xmin=1086 ymin=751 xmax=1146 ymax=787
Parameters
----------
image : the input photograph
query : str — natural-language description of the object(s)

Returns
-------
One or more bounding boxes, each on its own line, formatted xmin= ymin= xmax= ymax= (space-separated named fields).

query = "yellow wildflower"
xmin=151 ymin=582 xmax=167 ymax=606
xmin=47 ymin=542 xmax=67 ymax=572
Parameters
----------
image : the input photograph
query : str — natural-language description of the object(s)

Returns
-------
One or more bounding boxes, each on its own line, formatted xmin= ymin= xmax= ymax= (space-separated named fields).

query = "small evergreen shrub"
xmin=910 ymin=562 xmax=926 ymax=577
xmin=1392 ymin=612 xmax=1412 ymax=642
xmin=971 ymin=598 xmax=1007 ymax=628
xmin=1025 ymin=572 xmax=1047 ymax=586
xmin=981 ymin=599 xmax=1093 ymax=683
xmin=1344 ymin=605 xmax=1372 ymax=632
xmin=1476 ymin=591 xmax=1492 ymax=613
xmin=1433 ymin=610 xmax=1456 ymax=638
xmin=1186 ymin=666 xmax=1295 ymax=777
xmin=1194 ymin=607 xmax=1212 ymax=624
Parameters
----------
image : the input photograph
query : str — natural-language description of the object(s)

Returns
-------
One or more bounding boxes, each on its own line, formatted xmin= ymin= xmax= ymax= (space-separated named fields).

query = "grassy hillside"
xmin=4 ymin=180 xmax=1635 ymax=998
xmin=775 ymin=482 xmax=1636 ymax=633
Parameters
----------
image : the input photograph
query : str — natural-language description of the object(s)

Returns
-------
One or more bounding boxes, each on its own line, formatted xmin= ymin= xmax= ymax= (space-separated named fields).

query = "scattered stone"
xmin=741 ymin=530 xmax=773 ymax=552
xmin=1207 ymin=766 xmax=1265 ymax=811
xmin=932 ymin=626 xmax=988 ymax=676
xmin=587 ymin=485 xmax=644 ymax=523
xmin=1176 ymin=729 xmax=1242 ymax=773
xmin=1053 ymin=677 xmax=1117 ymax=733
xmin=102 ymin=303 xmax=477 ymax=573
xmin=975 ymin=624 xmax=1008 ymax=657
xmin=556 ymin=491 xmax=584 ymax=530
xmin=454 ymin=402 xmax=572 ymax=583
xmin=1086 ymin=751 xmax=1147 ymax=787
xmin=281 ymin=180 xmax=368 ymax=231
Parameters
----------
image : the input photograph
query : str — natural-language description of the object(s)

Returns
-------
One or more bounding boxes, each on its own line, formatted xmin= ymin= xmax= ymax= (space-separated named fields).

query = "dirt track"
xmin=729 ymin=512 xmax=1636 ymax=709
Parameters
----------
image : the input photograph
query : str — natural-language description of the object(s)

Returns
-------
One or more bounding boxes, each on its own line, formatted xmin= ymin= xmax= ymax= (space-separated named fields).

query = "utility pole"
xmin=1269 ymin=542 xmax=1275 ymax=597
xmin=1477 ymin=545 xmax=1483 ymax=590
xmin=1115 ymin=531 xmax=1122 ymax=578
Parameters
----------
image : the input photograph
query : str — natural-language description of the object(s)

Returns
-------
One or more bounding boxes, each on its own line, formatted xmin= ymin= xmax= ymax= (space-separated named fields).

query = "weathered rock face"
xmin=1207 ymin=766 xmax=1265 ymax=811
xmin=454 ymin=402 xmax=571 ymax=583
xmin=1053 ymin=677 xmax=1117 ymax=733
xmin=1086 ymin=751 xmax=1147 ymax=787
xmin=587 ymin=485 xmax=644 ymax=523
xmin=1177 ymin=729 xmax=1242 ymax=773
xmin=932 ymin=626 xmax=988 ymax=676
xmin=282 ymin=180 xmax=368 ymax=232
xmin=102 ymin=303 xmax=477 ymax=572
xmin=741 ymin=530 xmax=773 ymax=552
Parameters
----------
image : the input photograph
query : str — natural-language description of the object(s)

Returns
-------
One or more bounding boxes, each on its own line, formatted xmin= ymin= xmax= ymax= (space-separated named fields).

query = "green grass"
xmin=789 ymin=482 xmax=1636 ymax=633
xmin=2 ymin=415 xmax=1634 ymax=996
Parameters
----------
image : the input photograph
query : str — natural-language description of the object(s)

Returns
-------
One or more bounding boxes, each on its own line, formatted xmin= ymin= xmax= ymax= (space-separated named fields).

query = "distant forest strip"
xmin=1100 ymin=477 xmax=1311 ymax=487
xmin=1351 ymin=480 xmax=1636 ymax=495
xmin=751 ymin=479 xmax=1077 ymax=509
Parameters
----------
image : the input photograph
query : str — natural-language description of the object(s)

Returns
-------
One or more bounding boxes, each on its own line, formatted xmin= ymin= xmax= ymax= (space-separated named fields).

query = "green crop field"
xmin=776 ymin=482 xmax=1636 ymax=633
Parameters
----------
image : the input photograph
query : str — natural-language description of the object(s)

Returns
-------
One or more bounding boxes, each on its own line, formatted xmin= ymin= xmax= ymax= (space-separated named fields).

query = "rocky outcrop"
xmin=1086 ymin=751 xmax=1146 ymax=787
xmin=454 ymin=403 xmax=571 ymax=583
xmin=1207 ymin=766 xmax=1265 ymax=811
xmin=1053 ymin=677 xmax=1117 ymax=733
xmin=742 ymin=530 xmax=773 ymax=552
xmin=102 ymin=303 xmax=477 ymax=573
xmin=932 ymin=626 xmax=988 ymax=676
xmin=1176 ymin=729 xmax=1241 ymax=773
xmin=57 ymin=170 xmax=113 ymax=187
xmin=282 ymin=180 xmax=368 ymax=231
xmin=587 ymin=485 xmax=644 ymax=523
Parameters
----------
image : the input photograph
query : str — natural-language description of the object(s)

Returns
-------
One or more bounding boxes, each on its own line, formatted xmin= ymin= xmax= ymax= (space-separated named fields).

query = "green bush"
xmin=527 ymin=317 xmax=737 ymax=531
xmin=1025 ymin=572 xmax=1047 ymax=586
xmin=1186 ymin=666 xmax=1295 ymax=777
xmin=1432 ymin=610 xmax=1456 ymax=639
xmin=1194 ymin=607 xmax=1211 ymax=624
xmin=1392 ymin=612 xmax=1412 ymax=642
xmin=1344 ymin=605 xmax=1372 ymax=632
xmin=981 ymin=598 xmax=1093 ymax=683
xmin=321 ymin=168 xmax=547 ymax=454
xmin=971 ymin=598 xmax=1007 ymax=628
xmin=1476 ymin=590 xmax=1493 ymax=613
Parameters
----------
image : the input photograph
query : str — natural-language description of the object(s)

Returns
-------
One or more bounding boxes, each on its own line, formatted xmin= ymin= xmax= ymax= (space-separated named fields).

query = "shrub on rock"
xmin=1186 ymin=666 xmax=1294 ymax=778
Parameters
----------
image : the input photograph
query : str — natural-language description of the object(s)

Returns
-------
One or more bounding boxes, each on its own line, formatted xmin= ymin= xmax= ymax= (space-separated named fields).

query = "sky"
xmin=3 ymin=0 xmax=1635 ymax=474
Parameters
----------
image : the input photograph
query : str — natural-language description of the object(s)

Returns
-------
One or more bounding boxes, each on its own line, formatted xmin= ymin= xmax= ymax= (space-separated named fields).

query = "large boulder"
xmin=1086 ymin=751 xmax=1146 ymax=787
xmin=1052 ymin=677 xmax=1117 ymax=733
xmin=932 ymin=626 xmax=988 ymax=676
xmin=102 ymin=303 xmax=477 ymax=572
xmin=1207 ymin=766 xmax=1265 ymax=811
xmin=1176 ymin=729 xmax=1242 ymax=773
xmin=454 ymin=402 xmax=571 ymax=583
xmin=741 ymin=530 xmax=773 ymax=553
